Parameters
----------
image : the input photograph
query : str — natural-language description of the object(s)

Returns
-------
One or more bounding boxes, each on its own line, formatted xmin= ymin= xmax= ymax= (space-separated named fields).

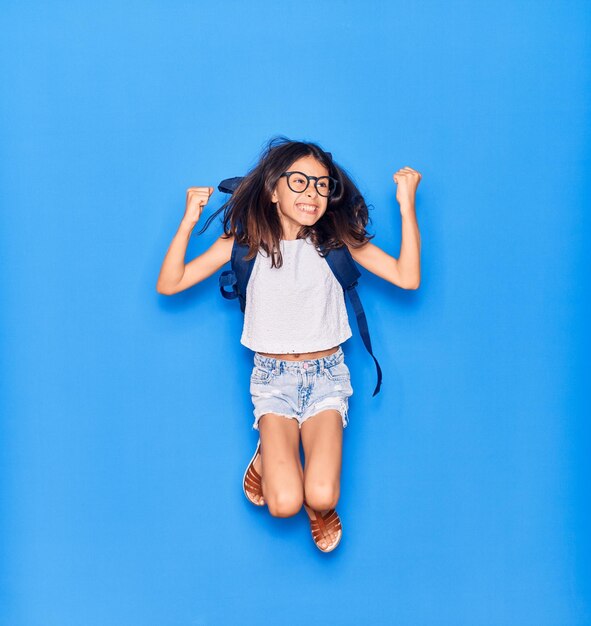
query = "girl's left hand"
xmin=393 ymin=166 xmax=422 ymax=211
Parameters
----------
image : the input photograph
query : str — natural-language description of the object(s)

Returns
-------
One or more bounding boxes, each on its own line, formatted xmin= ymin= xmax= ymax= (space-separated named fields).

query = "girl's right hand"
xmin=183 ymin=186 xmax=214 ymax=226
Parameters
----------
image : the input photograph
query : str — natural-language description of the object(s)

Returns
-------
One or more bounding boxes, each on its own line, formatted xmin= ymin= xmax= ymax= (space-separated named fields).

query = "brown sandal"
xmin=305 ymin=501 xmax=343 ymax=552
xmin=243 ymin=439 xmax=265 ymax=506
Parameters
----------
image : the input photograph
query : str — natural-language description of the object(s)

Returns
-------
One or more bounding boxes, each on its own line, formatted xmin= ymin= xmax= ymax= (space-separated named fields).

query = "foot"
xmin=303 ymin=501 xmax=342 ymax=552
xmin=243 ymin=444 xmax=265 ymax=506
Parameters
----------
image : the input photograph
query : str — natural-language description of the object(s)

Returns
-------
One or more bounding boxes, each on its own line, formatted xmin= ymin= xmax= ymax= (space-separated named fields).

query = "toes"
xmin=249 ymin=489 xmax=264 ymax=505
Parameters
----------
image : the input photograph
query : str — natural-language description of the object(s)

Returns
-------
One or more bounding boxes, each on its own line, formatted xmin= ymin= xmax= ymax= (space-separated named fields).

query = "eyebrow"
xmin=291 ymin=170 xmax=330 ymax=177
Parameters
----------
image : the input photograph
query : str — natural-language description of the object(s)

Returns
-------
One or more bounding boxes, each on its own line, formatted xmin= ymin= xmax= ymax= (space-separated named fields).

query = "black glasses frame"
xmin=280 ymin=171 xmax=339 ymax=197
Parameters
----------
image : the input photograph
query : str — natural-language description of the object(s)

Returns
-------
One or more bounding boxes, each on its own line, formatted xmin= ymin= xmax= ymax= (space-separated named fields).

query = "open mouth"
xmin=296 ymin=203 xmax=318 ymax=214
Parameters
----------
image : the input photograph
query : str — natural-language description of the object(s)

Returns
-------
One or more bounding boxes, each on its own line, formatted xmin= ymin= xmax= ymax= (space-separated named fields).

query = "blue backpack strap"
xmin=219 ymin=268 xmax=238 ymax=301
xmin=218 ymin=179 xmax=253 ymax=311
xmin=218 ymin=178 xmax=242 ymax=302
xmin=322 ymin=245 xmax=383 ymax=397
xmin=218 ymin=238 xmax=255 ymax=313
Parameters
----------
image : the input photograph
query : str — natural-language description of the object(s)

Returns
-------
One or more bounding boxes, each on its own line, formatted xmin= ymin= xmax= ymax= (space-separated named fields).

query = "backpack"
xmin=216 ymin=176 xmax=382 ymax=397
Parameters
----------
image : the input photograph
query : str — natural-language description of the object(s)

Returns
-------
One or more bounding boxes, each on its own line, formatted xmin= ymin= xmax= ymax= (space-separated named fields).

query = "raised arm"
xmin=156 ymin=187 xmax=234 ymax=295
xmin=347 ymin=166 xmax=421 ymax=290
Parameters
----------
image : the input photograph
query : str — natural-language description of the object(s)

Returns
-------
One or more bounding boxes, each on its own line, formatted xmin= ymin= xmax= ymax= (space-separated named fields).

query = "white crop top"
xmin=240 ymin=236 xmax=353 ymax=353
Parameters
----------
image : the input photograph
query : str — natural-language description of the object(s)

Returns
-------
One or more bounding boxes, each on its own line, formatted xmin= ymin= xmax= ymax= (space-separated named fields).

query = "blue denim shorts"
xmin=249 ymin=346 xmax=354 ymax=431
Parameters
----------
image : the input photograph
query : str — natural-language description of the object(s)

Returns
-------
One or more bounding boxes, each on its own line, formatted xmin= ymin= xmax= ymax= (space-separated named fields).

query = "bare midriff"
xmin=257 ymin=345 xmax=340 ymax=361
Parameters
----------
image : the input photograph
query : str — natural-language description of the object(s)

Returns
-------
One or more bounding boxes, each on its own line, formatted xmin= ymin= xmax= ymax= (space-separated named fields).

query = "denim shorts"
xmin=249 ymin=346 xmax=354 ymax=431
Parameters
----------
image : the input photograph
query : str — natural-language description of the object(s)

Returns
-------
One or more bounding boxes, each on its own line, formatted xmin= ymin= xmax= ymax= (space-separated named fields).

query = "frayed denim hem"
xmin=252 ymin=412 xmax=299 ymax=431
xmin=252 ymin=398 xmax=349 ymax=431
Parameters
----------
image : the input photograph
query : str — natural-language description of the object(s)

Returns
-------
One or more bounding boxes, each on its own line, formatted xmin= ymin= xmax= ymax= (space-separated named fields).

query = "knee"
xmin=304 ymin=481 xmax=340 ymax=511
xmin=267 ymin=490 xmax=304 ymax=518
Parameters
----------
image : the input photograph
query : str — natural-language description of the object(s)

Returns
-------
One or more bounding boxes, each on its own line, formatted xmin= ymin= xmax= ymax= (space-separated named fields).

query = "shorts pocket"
xmin=250 ymin=366 xmax=273 ymax=384
xmin=324 ymin=361 xmax=350 ymax=383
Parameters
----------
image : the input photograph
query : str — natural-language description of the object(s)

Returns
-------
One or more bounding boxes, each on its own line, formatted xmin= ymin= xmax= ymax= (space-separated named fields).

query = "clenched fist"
xmin=393 ymin=167 xmax=421 ymax=212
xmin=183 ymin=186 xmax=214 ymax=227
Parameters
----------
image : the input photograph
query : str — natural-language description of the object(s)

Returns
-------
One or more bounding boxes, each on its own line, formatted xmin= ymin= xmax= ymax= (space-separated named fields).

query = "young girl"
xmin=156 ymin=136 xmax=421 ymax=552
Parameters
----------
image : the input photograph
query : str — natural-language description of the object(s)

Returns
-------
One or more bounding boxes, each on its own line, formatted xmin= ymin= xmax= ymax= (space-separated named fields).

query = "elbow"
xmin=156 ymin=282 xmax=175 ymax=295
xmin=406 ymin=277 xmax=421 ymax=290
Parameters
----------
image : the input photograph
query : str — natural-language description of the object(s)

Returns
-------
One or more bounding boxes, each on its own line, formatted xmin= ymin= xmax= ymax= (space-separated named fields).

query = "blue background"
xmin=1 ymin=1 xmax=589 ymax=625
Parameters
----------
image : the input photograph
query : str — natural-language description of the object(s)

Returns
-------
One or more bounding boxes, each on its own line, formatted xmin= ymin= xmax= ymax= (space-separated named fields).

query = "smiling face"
xmin=271 ymin=154 xmax=329 ymax=240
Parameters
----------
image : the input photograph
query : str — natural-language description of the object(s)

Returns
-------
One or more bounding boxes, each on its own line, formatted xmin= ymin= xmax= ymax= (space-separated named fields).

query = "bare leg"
xmin=257 ymin=413 xmax=304 ymax=517
xmin=300 ymin=409 xmax=344 ymax=549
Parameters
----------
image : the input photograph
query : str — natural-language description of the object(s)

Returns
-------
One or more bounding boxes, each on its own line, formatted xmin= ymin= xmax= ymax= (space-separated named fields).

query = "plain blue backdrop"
xmin=1 ymin=1 xmax=589 ymax=625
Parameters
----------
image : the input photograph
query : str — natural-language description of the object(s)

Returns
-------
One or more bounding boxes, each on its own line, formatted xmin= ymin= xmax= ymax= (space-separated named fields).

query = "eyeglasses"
xmin=279 ymin=171 xmax=339 ymax=197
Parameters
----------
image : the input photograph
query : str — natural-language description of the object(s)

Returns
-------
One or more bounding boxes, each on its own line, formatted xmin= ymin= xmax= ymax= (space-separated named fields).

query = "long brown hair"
xmin=196 ymin=135 xmax=376 ymax=268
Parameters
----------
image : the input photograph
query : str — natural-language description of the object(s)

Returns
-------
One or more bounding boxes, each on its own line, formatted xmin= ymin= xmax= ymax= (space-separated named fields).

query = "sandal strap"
xmin=309 ymin=509 xmax=342 ymax=538
xmin=244 ymin=447 xmax=264 ymax=501
xmin=310 ymin=508 xmax=339 ymax=526
xmin=244 ymin=475 xmax=262 ymax=493
xmin=247 ymin=463 xmax=261 ymax=481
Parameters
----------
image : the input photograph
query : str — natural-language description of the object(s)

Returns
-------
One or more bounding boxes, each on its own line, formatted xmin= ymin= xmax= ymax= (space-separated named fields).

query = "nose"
xmin=305 ymin=181 xmax=319 ymax=198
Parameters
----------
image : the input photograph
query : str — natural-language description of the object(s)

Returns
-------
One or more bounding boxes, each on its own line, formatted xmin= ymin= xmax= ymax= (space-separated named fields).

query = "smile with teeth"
xmin=296 ymin=203 xmax=318 ymax=214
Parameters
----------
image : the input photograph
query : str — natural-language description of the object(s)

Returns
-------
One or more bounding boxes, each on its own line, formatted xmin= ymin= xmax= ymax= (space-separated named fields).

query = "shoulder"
xmin=218 ymin=232 xmax=235 ymax=248
xmin=344 ymin=240 xmax=374 ymax=263
xmin=202 ymin=232 xmax=236 ymax=267
xmin=212 ymin=233 xmax=236 ymax=259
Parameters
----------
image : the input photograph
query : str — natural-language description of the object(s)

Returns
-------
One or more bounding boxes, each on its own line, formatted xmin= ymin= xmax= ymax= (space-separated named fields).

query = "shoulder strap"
xmin=219 ymin=239 xmax=254 ymax=313
xmin=218 ymin=177 xmax=253 ymax=311
xmin=321 ymin=245 xmax=383 ymax=397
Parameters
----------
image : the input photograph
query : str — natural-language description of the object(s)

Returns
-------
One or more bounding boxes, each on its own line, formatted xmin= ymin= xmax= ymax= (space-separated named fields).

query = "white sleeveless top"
xmin=240 ymin=236 xmax=353 ymax=353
